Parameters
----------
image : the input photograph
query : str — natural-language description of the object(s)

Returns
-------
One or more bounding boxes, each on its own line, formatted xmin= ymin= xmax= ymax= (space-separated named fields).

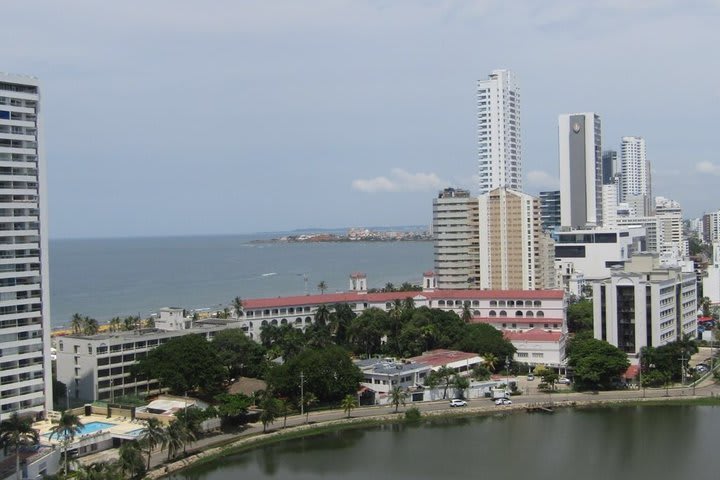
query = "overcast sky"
xmin=3 ymin=1 xmax=719 ymax=239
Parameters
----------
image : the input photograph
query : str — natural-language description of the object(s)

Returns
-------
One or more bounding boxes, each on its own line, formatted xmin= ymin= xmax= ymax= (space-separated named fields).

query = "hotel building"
xmin=0 ymin=73 xmax=52 ymax=419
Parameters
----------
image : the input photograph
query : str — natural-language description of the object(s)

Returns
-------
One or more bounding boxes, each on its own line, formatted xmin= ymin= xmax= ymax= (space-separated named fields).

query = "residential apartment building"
xmin=702 ymin=210 xmax=720 ymax=244
xmin=55 ymin=325 xmax=231 ymax=403
xmin=591 ymin=253 xmax=697 ymax=356
xmin=433 ymin=188 xmax=479 ymax=289
xmin=0 ymin=73 xmax=52 ymax=419
xmin=539 ymin=190 xmax=561 ymax=232
xmin=619 ymin=136 xmax=651 ymax=205
xmin=478 ymin=188 xmax=555 ymax=290
xmin=477 ymin=69 xmax=522 ymax=195
xmin=558 ymin=113 xmax=603 ymax=229
xmin=655 ymin=196 xmax=687 ymax=258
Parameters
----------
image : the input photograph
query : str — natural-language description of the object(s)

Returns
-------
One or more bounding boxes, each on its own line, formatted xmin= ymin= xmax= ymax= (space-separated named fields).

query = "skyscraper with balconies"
xmin=0 ymin=73 xmax=51 ymax=419
xmin=477 ymin=69 xmax=521 ymax=195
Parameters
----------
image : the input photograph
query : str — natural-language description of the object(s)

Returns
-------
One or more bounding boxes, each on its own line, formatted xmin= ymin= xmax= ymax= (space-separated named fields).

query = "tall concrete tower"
xmin=477 ymin=69 xmax=521 ymax=195
xmin=0 ymin=72 xmax=52 ymax=418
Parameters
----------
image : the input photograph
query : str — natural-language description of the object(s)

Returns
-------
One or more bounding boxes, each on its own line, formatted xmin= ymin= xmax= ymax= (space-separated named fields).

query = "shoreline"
xmin=146 ymin=394 xmax=720 ymax=479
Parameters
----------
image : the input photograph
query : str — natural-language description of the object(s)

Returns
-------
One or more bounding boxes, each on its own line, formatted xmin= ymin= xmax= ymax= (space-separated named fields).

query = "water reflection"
xmin=172 ymin=406 xmax=720 ymax=480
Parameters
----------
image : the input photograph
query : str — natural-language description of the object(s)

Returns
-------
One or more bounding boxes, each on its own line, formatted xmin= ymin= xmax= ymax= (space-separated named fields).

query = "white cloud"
xmin=352 ymin=168 xmax=448 ymax=193
xmin=526 ymin=170 xmax=559 ymax=189
xmin=696 ymin=161 xmax=720 ymax=175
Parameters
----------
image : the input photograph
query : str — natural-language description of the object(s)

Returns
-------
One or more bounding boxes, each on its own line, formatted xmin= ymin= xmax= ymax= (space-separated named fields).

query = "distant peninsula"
xmin=254 ymin=227 xmax=432 ymax=243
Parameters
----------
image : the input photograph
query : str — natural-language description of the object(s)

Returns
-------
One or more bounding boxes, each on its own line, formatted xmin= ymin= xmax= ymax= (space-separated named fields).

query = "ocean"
xmin=48 ymin=235 xmax=433 ymax=328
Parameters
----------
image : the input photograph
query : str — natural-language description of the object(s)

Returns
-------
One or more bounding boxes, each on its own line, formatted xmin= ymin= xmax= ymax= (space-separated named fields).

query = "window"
xmin=489 ymin=310 xmax=496 ymax=317
xmin=499 ymin=311 xmax=507 ymax=317
xmin=515 ymin=311 xmax=523 ymax=317
xmin=537 ymin=311 xmax=544 ymax=317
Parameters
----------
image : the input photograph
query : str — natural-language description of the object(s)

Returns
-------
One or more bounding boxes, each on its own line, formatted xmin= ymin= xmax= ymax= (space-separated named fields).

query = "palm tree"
xmin=70 ymin=313 xmax=83 ymax=334
xmin=232 ymin=296 xmax=243 ymax=317
xmin=118 ymin=440 xmax=145 ymax=478
xmin=139 ymin=418 xmax=166 ymax=470
xmin=109 ymin=316 xmax=122 ymax=332
xmin=0 ymin=413 xmax=39 ymax=480
xmin=314 ymin=305 xmax=331 ymax=327
xmin=164 ymin=420 xmax=190 ymax=460
xmin=483 ymin=353 xmax=499 ymax=373
xmin=277 ymin=398 xmax=292 ymax=428
xmin=123 ymin=315 xmax=138 ymax=331
xmin=75 ymin=461 xmax=123 ymax=480
xmin=82 ymin=316 xmax=99 ymax=335
xmin=461 ymin=304 xmax=472 ymax=323
xmin=384 ymin=282 xmax=395 ymax=292
xmin=317 ymin=280 xmax=328 ymax=294
xmin=340 ymin=394 xmax=358 ymax=418
xmin=389 ymin=386 xmax=408 ymax=413
xmin=49 ymin=411 xmax=84 ymax=476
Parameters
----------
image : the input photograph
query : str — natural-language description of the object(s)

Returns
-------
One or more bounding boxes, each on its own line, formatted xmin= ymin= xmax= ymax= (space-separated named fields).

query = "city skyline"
xmin=2 ymin=1 xmax=719 ymax=238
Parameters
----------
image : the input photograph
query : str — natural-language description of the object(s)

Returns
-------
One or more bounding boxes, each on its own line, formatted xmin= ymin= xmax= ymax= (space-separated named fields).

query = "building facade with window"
xmin=477 ymin=69 xmax=522 ymax=195
xmin=433 ymin=188 xmax=479 ymax=289
xmin=55 ymin=326 xmax=230 ymax=403
xmin=0 ymin=73 xmax=51 ymax=419
xmin=590 ymin=253 xmax=697 ymax=356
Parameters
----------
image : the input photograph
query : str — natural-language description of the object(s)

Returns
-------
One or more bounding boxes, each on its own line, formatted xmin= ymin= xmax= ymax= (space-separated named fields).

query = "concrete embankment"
xmin=145 ymin=394 xmax=720 ymax=479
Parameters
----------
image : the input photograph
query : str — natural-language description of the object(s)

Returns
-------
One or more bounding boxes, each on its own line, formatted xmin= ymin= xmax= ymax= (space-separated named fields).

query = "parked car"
xmin=450 ymin=399 xmax=467 ymax=407
xmin=502 ymin=398 xmax=513 ymax=405
xmin=558 ymin=377 xmax=571 ymax=384
xmin=527 ymin=374 xmax=535 ymax=381
xmin=495 ymin=398 xmax=504 ymax=406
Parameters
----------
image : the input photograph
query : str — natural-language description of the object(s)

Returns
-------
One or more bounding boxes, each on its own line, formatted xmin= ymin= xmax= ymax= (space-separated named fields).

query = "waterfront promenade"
xmin=131 ymin=378 xmax=720 ymax=478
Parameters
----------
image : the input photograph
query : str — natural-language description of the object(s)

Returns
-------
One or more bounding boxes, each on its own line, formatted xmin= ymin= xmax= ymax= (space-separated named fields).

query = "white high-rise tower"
xmin=0 ymin=73 xmax=51 ymax=419
xmin=477 ymin=69 xmax=521 ymax=195
xmin=620 ymin=136 xmax=651 ymax=212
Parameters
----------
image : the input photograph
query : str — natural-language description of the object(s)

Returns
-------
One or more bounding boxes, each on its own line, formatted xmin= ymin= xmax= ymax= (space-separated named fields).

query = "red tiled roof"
xmin=624 ymin=365 xmax=640 ymax=379
xmin=242 ymin=289 xmax=564 ymax=310
xmin=242 ymin=291 xmax=423 ymax=309
xmin=503 ymin=328 xmax=563 ymax=342
xmin=423 ymin=271 xmax=435 ymax=277
xmin=471 ymin=317 xmax=563 ymax=324
xmin=407 ymin=349 xmax=479 ymax=367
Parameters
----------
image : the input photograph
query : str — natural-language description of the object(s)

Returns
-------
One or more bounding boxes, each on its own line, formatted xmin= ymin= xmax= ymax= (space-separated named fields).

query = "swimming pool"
xmin=44 ymin=421 xmax=116 ymax=439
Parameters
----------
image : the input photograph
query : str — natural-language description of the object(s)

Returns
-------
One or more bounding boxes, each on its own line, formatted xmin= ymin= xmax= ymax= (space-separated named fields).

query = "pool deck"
xmin=35 ymin=414 xmax=147 ymax=446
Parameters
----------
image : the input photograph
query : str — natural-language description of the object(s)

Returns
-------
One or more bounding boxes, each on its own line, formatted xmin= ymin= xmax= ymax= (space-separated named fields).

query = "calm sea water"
xmin=170 ymin=405 xmax=720 ymax=480
xmin=48 ymin=235 xmax=433 ymax=328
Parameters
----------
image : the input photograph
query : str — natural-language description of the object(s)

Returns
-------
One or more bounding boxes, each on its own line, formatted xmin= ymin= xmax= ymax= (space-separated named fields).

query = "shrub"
xmin=404 ymin=407 xmax=422 ymax=423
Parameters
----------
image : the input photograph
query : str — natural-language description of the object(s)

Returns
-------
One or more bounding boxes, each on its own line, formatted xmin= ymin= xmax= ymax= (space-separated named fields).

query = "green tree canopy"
xmin=266 ymin=345 xmax=363 ymax=404
xmin=133 ymin=334 xmax=227 ymax=396
xmin=567 ymin=298 xmax=594 ymax=333
xmin=212 ymin=329 xmax=267 ymax=378
xmin=567 ymin=335 xmax=629 ymax=390
xmin=454 ymin=323 xmax=516 ymax=360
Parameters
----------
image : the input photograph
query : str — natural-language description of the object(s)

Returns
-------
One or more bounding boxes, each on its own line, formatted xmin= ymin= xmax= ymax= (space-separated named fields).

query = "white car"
xmin=502 ymin=398 xmax=512 ymax=405
xmin=558 ymin=377 xmax=571 ymax=385
xmin=449 ymin=399 xmax=467 ymax=407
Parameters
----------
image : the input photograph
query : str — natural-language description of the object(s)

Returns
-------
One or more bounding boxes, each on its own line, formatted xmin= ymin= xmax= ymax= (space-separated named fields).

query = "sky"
xmin=2 ymin=0 xmax=719 ymax=239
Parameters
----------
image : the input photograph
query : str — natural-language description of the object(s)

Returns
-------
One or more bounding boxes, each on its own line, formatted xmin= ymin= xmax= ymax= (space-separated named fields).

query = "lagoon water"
xmin=170 ymin=405 xmax=720 ymax=480
xmin=49 ymin=235 xmax=433 ymax=328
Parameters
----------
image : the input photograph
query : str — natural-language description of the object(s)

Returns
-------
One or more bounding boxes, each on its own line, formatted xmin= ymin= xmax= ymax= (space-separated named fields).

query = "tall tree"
xmin=109 ymin=316 xmax=122 ymax=332
xmin=317 ymin=281 xmax=328 ymax=294
xmin=483 ymin=353 xmax=499 ymax=372
xmin=48 ymin=411 xmax=84 ymax=476
xmin=0 ymin=413 xmax=39 ymax=480
xmin=302 ymin=392 xmax=318 ymax=423
xmin=164 ymin=420 xmax=191 ymax=460
xmin=461 ymin=303 xmax=472 ymax=323
xmin=314 ymin=304 xmax=331 ymax=327
xmin=70 ymin=313 xmax=83 ymax=334
xmin=118 ymin=440 xmax=145 ymax=478
xmin=426 ymin=366 xmax=455 ymax=399
xmin=567 ymin=335 xmax=630 ymax=390
xmin=139 ymin=418 xmax=166 ymax=470
xmin=389 ymin=386 xmax=408 ymax=413
xmin=82 ymin=316 xmax=99 ymax=335
xmin=133 ymin=334 xmax=227 ymax=396
xmin=259 ymin=397 xmax=280 ymax=433
xmin=212 ymin=329 xmax=267 ymax=378
xmin=232 ymin=296 xmax=244 ymax=317
xmin=341 ymin=394 xmax=358 ymax=418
